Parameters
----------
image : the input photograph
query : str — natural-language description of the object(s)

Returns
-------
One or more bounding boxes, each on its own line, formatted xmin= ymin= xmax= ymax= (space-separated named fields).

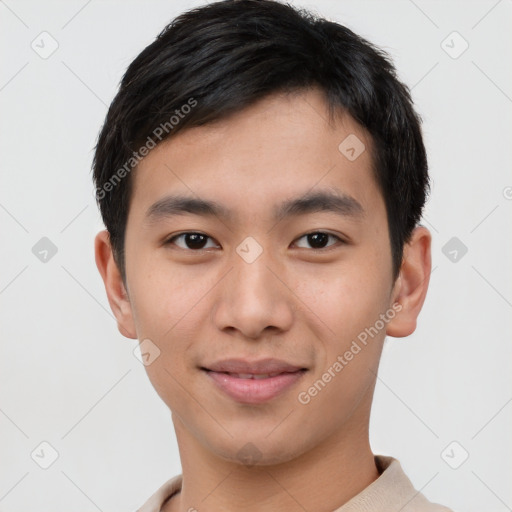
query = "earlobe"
xmin=386 ymin=226 xmax=432 ymax=338
xmin=94 ymin=230 xmax=138 ymax=339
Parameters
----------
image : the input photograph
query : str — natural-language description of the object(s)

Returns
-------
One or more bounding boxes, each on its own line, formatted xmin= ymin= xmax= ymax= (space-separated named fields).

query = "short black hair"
xmin=92 ymin=0 xmax=429 ymax=283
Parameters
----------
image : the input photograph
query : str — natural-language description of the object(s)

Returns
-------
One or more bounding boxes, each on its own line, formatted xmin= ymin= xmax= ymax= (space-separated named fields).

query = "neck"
xmin=165 ymin=392 xmax=379 ymax=512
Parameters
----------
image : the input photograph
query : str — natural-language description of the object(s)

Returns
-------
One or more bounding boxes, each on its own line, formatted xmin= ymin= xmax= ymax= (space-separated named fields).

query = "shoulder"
xmin=136 ymin=474 xmax=182 ymax=512
xmin=336 ymin=455 xmax=455 ymax=512
xmin=377 ymin=455 xmax=454 ymax=512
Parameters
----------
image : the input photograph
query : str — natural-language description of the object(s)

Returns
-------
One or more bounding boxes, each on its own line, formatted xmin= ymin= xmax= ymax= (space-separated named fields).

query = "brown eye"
xmin=166 ymin=232 xmax=219 ymax=250
xmin=294 ymin=232 xmax=342 ymax=250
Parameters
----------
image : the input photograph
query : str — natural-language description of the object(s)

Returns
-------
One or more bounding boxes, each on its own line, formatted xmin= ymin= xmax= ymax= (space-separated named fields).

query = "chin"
xmin=208 ymin=432 xmax=313 ymax=468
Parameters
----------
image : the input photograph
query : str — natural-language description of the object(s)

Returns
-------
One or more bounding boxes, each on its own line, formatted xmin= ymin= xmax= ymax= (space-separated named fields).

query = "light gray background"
xmin=1 ymin=1 xmax=511 ymax=511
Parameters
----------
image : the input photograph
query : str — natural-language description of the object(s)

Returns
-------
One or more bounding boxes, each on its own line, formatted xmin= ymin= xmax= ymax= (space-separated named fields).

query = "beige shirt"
xmin=137 ymin=455 xmax=453 ymax=512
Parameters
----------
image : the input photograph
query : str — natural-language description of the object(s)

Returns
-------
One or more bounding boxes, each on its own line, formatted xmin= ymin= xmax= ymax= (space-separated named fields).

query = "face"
xmin=104 ymin=88 xmax=414 ymax=465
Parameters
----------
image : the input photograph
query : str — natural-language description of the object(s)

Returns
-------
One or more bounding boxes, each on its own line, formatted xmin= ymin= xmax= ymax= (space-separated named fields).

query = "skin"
xmin=95 ymin=87 xmax=431 ymax=512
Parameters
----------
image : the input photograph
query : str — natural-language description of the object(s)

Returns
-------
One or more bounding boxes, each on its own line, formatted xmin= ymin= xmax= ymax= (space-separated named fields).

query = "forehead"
xmin=129 ymin=87 xmax=383 ymax=225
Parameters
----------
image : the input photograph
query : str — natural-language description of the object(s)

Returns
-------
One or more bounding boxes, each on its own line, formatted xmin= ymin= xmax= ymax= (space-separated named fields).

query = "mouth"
xmin=200 ymin=359 xmax=308 ymax=404
xmin=206 ymin=371 xmax=299 ymax=379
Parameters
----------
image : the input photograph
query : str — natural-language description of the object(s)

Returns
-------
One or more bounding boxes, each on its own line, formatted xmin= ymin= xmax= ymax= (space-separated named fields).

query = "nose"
xmin=211 ymin=249 xmax=295 ymax=340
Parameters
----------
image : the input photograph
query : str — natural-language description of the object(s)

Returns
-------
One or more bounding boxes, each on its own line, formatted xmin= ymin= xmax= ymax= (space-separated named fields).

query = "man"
xmin=93 ymin=1 xmax=453 ymax=510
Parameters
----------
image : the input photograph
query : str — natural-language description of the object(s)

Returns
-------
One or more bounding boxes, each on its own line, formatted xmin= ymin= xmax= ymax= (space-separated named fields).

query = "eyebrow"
xmin=144 ymin=189 xmax=364 ymax=225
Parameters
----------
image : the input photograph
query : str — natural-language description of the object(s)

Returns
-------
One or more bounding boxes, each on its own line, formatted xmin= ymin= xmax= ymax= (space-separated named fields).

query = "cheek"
xmin=127 ymin=253 xmax=206 ymax=339
xmin=126 ymin=256 xmax=224 ymax=403
xmin=292 ymin=264 xmax=392 ymax=407
xmin=295 ymin=264 xmax=391 ymax=345
xmin=293 ymin=274 xmax=388 ymax=426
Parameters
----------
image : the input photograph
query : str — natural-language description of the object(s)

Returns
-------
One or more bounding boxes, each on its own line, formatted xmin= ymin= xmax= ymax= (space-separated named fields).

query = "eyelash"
xmin=164 ymin=231 xmax=345 ymax=252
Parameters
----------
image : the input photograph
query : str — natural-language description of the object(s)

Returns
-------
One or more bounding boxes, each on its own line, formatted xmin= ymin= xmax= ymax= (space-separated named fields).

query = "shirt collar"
xmin=137 ymin=455 xmax=450 ymax=512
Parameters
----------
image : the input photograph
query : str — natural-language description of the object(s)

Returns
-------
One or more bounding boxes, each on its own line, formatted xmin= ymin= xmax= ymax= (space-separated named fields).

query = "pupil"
xmin=186 ymin=233 xmax=207 ymax=249
xmin=308 ymin=233 xmax=328 ymax=248
xmin=183 ymin=233 xmax=329 ymax=250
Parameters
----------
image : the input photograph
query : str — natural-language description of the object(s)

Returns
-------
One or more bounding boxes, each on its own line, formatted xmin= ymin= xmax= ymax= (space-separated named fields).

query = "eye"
xmin=165 ymin=231 xmax=344 ymax=251
xmin=293 ymin=231 xmax=343 ymax=250
xmin=165 ymin=232 xmax=219 ymax=250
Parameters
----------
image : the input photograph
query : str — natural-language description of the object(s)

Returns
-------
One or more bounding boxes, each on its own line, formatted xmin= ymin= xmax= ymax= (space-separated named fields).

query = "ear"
xmin=94 ymin=230 xmax=137 ymax=339
xmin=386 ymin=226 xmax=432 ymax=338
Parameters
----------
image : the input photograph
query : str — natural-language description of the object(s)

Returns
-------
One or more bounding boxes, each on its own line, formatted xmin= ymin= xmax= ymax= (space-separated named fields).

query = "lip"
xmin=201 ymin=358 xmax=307 ymax=404
xmin=203 ymin=358 xmax=305 ymax=375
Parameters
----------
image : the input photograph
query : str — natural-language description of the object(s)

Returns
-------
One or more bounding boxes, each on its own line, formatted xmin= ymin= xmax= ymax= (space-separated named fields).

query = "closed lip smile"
xmin=201 ymin=358 xmax=308 ymax=404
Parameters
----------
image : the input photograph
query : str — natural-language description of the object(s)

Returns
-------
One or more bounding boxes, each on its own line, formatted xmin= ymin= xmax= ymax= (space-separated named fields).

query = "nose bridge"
xmin=212 ymin=239 xmax=294 ymax=338
xmin=232 ymin=239 xmax=281 ymax=309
